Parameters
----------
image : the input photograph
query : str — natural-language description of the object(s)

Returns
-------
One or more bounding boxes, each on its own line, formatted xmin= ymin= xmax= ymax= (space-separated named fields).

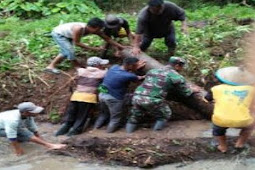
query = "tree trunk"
xmin=121 ymin=49 xmax=213 ymax=120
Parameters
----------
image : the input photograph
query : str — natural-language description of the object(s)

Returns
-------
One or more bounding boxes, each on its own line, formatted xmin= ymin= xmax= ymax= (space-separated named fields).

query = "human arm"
xmin=169 ymin=2 xmax=188 ymax=34
xmin=132 ymin=9 xmax=148 ymax=55
xmin=97 ymin=32 xmax=126 ymax=50
xmin=72 ymin=25 xmax=102 ymax=51
xmin=132 ymin=34 xmax=142 ymax=55
xmin=24 ymin=117 xmax=38 ymax=134
xmin=249 ymin=91 xmax=255 ymax=117
xmin=181 ymin=20 xmax=188 ymax=34
xmin=122 ymin=19 xmax=133 ymax=43
xmin=170 ymin=74 xmax=193 ymax=97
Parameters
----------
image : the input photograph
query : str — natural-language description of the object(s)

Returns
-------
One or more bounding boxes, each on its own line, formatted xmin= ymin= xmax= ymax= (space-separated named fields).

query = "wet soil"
xmin=50 ymin=120 xmax=255 ymax=168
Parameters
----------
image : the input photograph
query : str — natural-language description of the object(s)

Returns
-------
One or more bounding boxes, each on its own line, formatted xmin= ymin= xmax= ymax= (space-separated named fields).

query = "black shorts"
xmin=212 ymin=124 xmax=228 ymax=136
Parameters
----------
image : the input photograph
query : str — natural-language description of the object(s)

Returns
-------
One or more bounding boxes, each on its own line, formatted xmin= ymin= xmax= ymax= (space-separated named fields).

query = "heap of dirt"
xmin=51 ymin=136 xmax=255 ymax=168
xmin=0 ymin=70 xmax=75 ymax=122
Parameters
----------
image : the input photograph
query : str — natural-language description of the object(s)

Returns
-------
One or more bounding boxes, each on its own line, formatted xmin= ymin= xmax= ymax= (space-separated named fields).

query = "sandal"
xmin=44 ymin=68 xmax=61 ymax=74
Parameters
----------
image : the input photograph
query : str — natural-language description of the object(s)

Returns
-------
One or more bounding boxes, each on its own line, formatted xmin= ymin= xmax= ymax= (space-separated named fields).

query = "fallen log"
xmin=121 ymin=49 xmax=213 ymax=120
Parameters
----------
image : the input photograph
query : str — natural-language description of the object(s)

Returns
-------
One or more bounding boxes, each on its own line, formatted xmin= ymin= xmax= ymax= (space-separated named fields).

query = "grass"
xmin=0 ymin=4 xmax=254 ymax=82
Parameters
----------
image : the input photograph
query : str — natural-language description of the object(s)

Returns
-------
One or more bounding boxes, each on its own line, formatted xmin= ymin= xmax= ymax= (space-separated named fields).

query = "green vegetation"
xmin=0 ymin=2 xmax=254 ymax=83
xmin=49 ymin=109 xmax=61 ymax=123
xmin=0 ymin=0 xmax=100 ymax=18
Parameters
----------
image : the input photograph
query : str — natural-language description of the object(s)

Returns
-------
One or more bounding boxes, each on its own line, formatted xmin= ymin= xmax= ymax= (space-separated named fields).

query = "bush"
xmin=0 ymin=0 xmax=101 ymax=18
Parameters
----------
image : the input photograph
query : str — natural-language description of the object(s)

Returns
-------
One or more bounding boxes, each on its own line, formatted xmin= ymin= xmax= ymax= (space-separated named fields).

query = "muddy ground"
xmin=50 ymin=120 xmax=255 ymax=168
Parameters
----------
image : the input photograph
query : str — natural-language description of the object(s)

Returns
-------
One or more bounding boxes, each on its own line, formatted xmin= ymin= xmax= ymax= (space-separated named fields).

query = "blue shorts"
xmin=51 ymin=32 xmax=75 ymax=60
xmin=0 ymin=128 xmax=34 ymax=142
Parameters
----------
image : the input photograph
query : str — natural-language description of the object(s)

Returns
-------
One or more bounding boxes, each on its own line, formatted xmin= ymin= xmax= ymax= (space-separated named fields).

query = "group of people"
xmin=45 ymin=0 xmax=187 ymax=74
xmin=1 ymin=0 xmax=255 ymax=156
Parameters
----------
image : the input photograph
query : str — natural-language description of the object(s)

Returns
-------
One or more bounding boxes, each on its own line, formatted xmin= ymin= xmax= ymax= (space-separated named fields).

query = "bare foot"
xmin=48 ymin=143 xmax=67 ymax=150
xmin=217 ymin=145 xmax=227 ymax=153
xmin=235 ymin=143 xmax=244 ymax=148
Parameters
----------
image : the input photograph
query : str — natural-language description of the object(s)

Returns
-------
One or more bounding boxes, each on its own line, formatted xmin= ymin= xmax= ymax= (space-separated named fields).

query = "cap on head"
xmin=215 ymin=66 xmax=255 ymax=86
xmin=169 ymin=56 xmax=186 ymax=66
xmin=18 ymin=102 xmax=44 ymax=114
xmin=87 ymin=56 xmax=109 ymax=67
xmin=148 ymin=0 xmax=164 ymax=6
xmin=105 ymin=14 xmax=121 ymax=29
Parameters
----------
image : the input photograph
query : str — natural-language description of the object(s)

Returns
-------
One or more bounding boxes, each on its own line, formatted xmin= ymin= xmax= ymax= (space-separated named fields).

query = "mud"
xmin=49 ymin=120 xmax=255 ymax=168
xmin=54 ymin=137 xmax=255 ymax=168
xmin=1 ymin=121 xmax=255 ymax=169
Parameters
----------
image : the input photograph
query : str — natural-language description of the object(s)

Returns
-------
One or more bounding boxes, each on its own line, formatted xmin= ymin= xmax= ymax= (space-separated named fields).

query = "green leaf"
xmin=51 ymin=8 xmax=61 ymax=13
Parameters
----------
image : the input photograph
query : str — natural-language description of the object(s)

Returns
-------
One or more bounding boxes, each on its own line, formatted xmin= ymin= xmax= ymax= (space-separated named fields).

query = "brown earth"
xmin=50 ymin=120 xmax=255 ymax=168
xmin=0 ymin=70 xmax=75 ymax=122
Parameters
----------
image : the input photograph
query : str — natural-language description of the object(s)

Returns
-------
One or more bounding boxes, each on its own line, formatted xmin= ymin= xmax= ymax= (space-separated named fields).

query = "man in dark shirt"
xmin=132 ymin=0 xmax=188 ymax=56
xmin=102 ymin=14 xmax=133 ymax=58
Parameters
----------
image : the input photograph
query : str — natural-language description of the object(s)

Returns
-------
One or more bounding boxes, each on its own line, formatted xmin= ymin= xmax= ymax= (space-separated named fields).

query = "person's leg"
xmin=126 ymin=96 xmax=146 ymax=133
xmin=55 ymin=101 xmax=78 ymax=136
xmin=235 ymin=125 xmax=254 ymax=148
xmin=213 ymin=124 xmax=228 ymax=153
xmin=94 ymin=94 xmax=110 ymax=129
xmin=46 ymin=33 xmax=75 ymax=71
xmin=140 ymin=35 xmax=154 ymax=51
xmin=67 ymin=102 xmax=95 ymax=136
xmin=106 ymin=98 xmax=124 ymax=133
xmin=153 ymin=102 xmax=172 ymax=131
xmin=164 ymin=27 xmax=176 ymax=56
xmin=46 ymin=55 xmax=65 ymax=70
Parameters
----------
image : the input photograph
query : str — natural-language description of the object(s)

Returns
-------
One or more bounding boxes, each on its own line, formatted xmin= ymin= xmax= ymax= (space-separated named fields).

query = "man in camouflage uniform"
xmin=126 ymin=57 xmax=193 ymax=133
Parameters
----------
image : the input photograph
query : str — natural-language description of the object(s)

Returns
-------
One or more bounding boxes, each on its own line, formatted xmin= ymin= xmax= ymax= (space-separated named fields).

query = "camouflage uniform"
xmin=128 ymin=65 xmax=193 ymax=124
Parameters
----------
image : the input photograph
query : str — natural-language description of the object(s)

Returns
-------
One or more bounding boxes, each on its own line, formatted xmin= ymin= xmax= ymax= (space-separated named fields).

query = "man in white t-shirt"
xmin=0 ymin=102 xmax=66 ymax=156
xmin=45 ymin=17 xmax=126 ymax=74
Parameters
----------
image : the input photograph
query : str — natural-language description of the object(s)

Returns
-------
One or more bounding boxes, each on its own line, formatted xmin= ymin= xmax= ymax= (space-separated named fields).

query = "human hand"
xmin=48 ymin=143 xmax=67 ymax=150
xmin=138 ymin=75 xmax=146 ymax=80
xmin=135 ymin=60 xmax=146 ymax=70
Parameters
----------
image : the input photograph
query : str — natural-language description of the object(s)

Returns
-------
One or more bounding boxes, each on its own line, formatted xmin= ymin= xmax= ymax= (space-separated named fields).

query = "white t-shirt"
xmin=53 ymin=22 xmax=86 ymax=38
xmin=0 ymin=109 xmax=38 ymax=139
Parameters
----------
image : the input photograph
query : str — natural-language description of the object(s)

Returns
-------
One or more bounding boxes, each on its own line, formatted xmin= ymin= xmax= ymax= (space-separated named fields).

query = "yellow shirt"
xmin=70 ymin=91 xmax=97 ymax=103
xmin=212 ymin=84 xmax=255 ymax=127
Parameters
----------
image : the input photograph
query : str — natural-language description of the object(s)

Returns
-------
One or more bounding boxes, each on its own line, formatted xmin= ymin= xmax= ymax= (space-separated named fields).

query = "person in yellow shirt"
xmin=102 ymin=14 xmax=134 ymax=58
xmin=55 ymin=56 xmax=109 ymax=136
xmin=205 ymin=66 xmax=255 ymax=153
